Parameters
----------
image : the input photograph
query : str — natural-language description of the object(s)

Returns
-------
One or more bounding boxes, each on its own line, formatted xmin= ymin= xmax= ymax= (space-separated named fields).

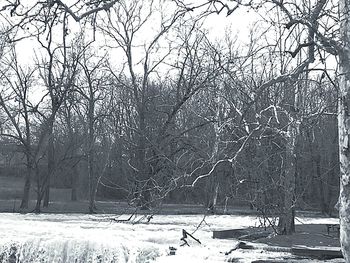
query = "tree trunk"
xmin=88 ymin=142 xmax=96 ymax=213
xmin=278 ymin=120 xmax=298 ymax=235
xmin=21 ymin=128 xmax=33 ymax=209
xmin=34 ymin=199 xmax=41 ymax=213
xmin=43 ymin=116 xmax=55 ymax=207
xmin=206 ymin=87 xmax=222 ymax=213
xmin=66 ymin=105 xmax=79 ymax=202
xmin=43 ymin=131 xmax=53 ymax=207
xmin=88 ymin=155 xmax=96 ymax=213
xmin=137 ymin=109 xmax=150 ymax=209
xmin=315 ymin=151 xmax=328 ymax=214
xmin=338 ymin=1 xmax=350 ymax=259
xmin=307 ymin=130 xmax=328 ymax=214
xmin=71 ymin=164 xmax=78 ymax=201
xmin=20 ymin=156 xmax=32 ymax=209
xmin=208 ymin=182 xmax=219 ymax=214
xmin=34 ymin=167 xmax=43 ymax=213
xmin=88 ymin=99 xmax=96 ymax=213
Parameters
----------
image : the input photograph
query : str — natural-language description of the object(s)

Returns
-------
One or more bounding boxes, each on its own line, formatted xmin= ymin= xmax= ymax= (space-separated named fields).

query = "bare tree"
xmin=338 ymin=1 xmax=350 ymax=260
xmin=98 ymin=0 xmax=190 ymax=208
xmin=0 ymin=44 xmax=38 ymax=209
xmin=33 ymin=20 xmax=82 ymax=210
xmin=172 ymin=0 xmax=340 ymax=235
xmin=75 ymin=47 xmax=110 ymax=213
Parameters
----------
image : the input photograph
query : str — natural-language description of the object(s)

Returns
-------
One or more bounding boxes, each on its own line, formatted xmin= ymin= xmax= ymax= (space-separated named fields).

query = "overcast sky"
xmin=9 ymin=1 xmax=260 ymax=67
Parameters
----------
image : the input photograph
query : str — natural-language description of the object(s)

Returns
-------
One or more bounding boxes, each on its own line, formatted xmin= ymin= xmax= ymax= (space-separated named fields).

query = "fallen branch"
xmin=113 ymin=213 xmax=134 ymax=223
xmin=180 ymin=229 xmax=201 ymax=246
xmin=225 ymin=241 xmax=243 ymax=255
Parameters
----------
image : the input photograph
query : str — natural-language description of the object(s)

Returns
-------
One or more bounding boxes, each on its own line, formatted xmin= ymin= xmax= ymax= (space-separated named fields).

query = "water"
xmin=0 ymin=213 xmax=168 ymax=263
xmin=0 ymin=236 xmax=164 ymax=263
xmin=0 ymin=213 xmax=340 ymax=262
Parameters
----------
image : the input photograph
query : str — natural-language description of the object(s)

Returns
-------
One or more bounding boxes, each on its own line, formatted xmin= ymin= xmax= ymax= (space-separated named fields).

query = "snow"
xmin=0 ymin=213 xmax=341 ymax=262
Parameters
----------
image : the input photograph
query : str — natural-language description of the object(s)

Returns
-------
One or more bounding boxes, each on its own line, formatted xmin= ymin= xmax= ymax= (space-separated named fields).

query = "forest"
xmin=0 ymin=0 xmax=349 ymax=262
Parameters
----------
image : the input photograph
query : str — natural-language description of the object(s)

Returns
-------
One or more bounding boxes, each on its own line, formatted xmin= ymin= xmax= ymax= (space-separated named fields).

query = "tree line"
xmin=0 ymin=0 xmax=346 ymax=253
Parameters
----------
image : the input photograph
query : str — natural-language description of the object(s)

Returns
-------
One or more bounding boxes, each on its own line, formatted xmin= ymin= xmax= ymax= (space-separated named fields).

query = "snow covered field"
xmin=0 ymin=213 xmax=341 ymax=262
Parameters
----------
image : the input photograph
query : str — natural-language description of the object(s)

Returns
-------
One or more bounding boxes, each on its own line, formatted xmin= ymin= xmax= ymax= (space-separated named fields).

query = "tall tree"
xmin=99 ymin=0 xmax=193 ymax=208
xmin=34 ymin=25 xmax=81 ymax=210
xmin=0 ymin=44 xmax=37 ymax=209
xmin=338 ymin=0 xmax=350 ymax=260
xmin=76 ymin=48 xmax=110 ymax=213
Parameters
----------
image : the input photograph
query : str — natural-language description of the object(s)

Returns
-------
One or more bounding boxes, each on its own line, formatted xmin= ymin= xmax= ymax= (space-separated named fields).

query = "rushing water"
xmin=0 ymin=238 xmax=134 ymax=262
xmin=0 ymin=213 xmax=340 ymax=263
xmin=0 ymin=213 xmax=170 ymax=263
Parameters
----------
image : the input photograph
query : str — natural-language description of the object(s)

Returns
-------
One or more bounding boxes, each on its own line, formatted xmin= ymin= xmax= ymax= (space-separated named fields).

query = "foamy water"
xmin=0 ymin=213 xmax=340 ymax=262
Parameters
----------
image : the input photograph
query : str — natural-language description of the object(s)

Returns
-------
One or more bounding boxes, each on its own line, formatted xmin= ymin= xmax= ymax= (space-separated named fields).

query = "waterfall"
xmin=0 ymin=237 xmax=163 ymax=263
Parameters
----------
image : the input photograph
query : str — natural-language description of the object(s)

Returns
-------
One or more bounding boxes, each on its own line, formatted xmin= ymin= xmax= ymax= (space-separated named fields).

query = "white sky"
xmin=203 ymin=6 xmax=259 ymax=43
xmin=3 ymin=0 xmax=258 ymax=109
xmin=2 ymin=0 xmax=338 ymax=105
xmin=11 ymin=1 xmax=259 ymax=67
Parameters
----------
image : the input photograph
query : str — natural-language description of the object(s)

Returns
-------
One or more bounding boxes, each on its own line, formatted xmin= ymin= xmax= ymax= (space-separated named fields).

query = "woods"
xmin=0 ymin=0 xmax=348 ymax=259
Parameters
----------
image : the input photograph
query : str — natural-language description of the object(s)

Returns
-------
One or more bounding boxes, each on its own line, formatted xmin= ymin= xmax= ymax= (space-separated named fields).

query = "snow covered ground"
xmin=0 ymin=213 xmax=342 ymax=262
